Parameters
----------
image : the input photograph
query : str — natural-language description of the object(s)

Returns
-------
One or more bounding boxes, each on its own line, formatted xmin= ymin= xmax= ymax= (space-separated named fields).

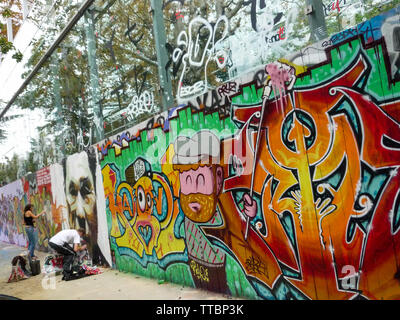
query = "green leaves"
xmin=12 ymin=50 xmax=23 ymax=62
xmin=0 ymin=36 xmax=14 ymax=54
xmin=1 ymin=7 xmax=12 ymax=18
xmin=0 ymin=1 xmax=24 ymax=62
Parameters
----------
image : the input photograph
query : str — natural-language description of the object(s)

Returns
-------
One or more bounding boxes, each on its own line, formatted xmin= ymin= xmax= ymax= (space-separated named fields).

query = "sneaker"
xmin=62 ymin=271 xmax=72 ymax=281
xmin=62 ymin=274 xmax=73 ymax=281
xmin=64 ymin=273 xmax=78 ymax=281
xmin=79 ymin=269 xmax=86 ymax=276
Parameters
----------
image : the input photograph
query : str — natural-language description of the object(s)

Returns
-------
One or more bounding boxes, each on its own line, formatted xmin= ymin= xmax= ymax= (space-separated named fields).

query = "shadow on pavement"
xmin=0 ymin=294 xmax=21 ymax=300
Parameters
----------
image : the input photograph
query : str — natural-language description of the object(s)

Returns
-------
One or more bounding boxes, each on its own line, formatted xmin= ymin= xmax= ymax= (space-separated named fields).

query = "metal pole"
xmin=150 ymin=0 xmax=174 ymax=111
xmin=7 ymin=18 xmax=13 ymax=42
xmin=51 ymin=55 xmax=65 ymax=162
xmin=84 ymin=9 xmax=104 ymax=142
xmin=305 ymin=0 xmax=328 ymax=42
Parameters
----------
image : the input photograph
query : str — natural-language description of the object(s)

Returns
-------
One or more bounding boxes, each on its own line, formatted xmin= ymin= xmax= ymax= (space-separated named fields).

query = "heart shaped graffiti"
xmin=138 ymin=225 xmax=152 ymax=246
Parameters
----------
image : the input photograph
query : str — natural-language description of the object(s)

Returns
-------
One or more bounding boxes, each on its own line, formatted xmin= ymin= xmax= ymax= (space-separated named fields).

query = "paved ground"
xmin=0 ymin=241 xmax=242 ymax=300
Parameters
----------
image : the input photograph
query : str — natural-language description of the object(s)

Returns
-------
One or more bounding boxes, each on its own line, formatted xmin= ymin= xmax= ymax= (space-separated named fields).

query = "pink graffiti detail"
xmin=266 ymin=63 xmax=292 ymax=113
xmin=332 ymin=0 xmax=340 ymax=12
xmin=179 ymin=166 xmax=215 ymax=195
xmin=278 ymin=27 xmax=285 ymax=40
xmin=175 ymin=11 xmax=184 ymax=20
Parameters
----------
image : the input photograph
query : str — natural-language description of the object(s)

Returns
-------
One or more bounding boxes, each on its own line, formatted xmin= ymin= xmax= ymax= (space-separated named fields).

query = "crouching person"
xmin=48 ymin=228 xmax=85 ymax=280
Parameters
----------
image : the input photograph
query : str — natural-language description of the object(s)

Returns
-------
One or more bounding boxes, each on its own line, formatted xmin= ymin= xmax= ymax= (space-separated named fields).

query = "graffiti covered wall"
xmin=98 ymin=7 xmax=400 ymax=300
xmin=1 ymin=3 xmax=399 ymax=301
xmin=0 ymin=149 xmax=112 ymax=266
xmin=0 ymin=169 xmax=59 ymax=249
xmin=0 ymin=180 xmax=26 ymax=247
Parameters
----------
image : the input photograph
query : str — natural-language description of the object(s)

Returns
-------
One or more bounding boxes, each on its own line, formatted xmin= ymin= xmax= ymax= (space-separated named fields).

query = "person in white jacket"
xmin=48 ymin=228 xmax=86 ymax=280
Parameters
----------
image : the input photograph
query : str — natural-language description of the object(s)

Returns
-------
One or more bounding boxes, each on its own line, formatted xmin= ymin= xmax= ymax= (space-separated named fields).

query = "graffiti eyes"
xmin=147 ymin=194 xmax=152 ymax=208
xmin=196 ymin=174 xmax=205 ymax=187
xmin=138 ymin=187 xmax=146 ymax=211
xmin=137 ymin=188 xmax=152 ymax=211
xmin=80 ymin=178 xmax=93 ymax=198
xmin=69 ymin=178 xmax=93 ymax=198
xmin=69 ymin=182 xmax=78 ymax=197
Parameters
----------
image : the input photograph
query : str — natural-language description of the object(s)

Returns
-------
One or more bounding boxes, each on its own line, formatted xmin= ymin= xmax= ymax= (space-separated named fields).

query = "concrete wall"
xmin=1 ymin=6 xmax=400 ymax=300
xmin=97 ymin=7 xmax=400 ymax=300
xmin=0 ymin=149 xmax=112 ymax=266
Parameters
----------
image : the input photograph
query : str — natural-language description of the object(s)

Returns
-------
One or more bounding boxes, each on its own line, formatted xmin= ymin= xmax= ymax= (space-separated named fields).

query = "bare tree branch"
xmin=225 ymin=0 xmax=245 ymax=20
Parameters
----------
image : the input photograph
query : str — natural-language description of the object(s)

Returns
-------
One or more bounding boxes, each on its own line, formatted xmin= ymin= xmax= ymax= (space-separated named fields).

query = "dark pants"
xmin=48 ymin=242 xmax=76 ymax=275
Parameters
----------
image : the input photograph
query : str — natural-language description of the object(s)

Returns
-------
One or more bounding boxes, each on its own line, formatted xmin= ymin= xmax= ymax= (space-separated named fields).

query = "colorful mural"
xmin=0 ymin=149 xmax=112 ymax=267
xmin=1 ymin=3 xmax=399 ymax=301
xmin=0 ymin=180 xmax=26 ymax=247
xmin=61 ymin=149 xmax=111 ymax=265
xmin=23 ymin=168 xmax=60 ymax=252
xmin=98 ymin=7 xmax=400 ymax=300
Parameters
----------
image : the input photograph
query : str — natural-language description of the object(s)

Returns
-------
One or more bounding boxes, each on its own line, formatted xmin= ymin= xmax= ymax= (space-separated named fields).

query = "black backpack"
xmin=30 ymin=259 xmax=41 ymax=276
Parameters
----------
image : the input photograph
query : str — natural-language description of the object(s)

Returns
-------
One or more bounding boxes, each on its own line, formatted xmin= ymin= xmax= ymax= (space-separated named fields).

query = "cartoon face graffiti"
xmin=65 ymin=152 xmax=97 ymax=239
xmin=132 ymin=176 xmax=161 ymax=254
xmin=173 ymin=131 xmax=223 ymax=223
xmin=176 ymin=165 xmax=223 ymax=223
xmin=134 ymin=176 xmax=153 ymax=216
xmin=125 ymin=158 xmax=161 ymax=255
